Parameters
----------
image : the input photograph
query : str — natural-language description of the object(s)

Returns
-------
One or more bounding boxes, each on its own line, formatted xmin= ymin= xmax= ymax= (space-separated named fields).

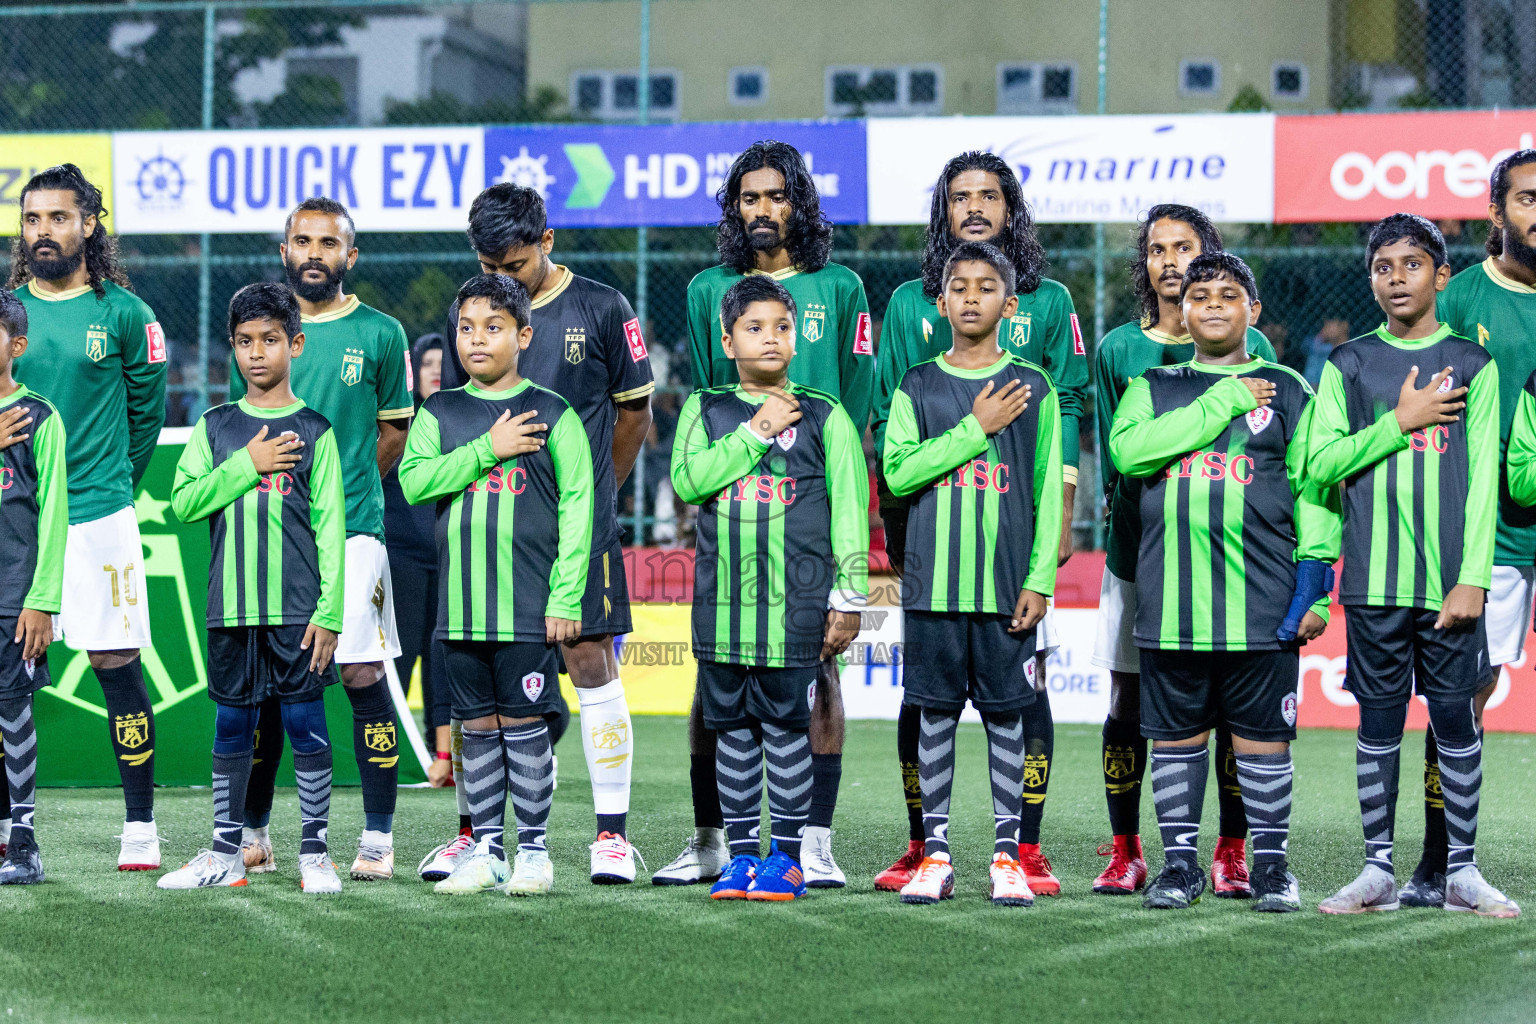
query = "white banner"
xmin=866 ymin=114 xmax=1276 ymax=225
xmin=111 ymin=127 xmax=484 ymax=234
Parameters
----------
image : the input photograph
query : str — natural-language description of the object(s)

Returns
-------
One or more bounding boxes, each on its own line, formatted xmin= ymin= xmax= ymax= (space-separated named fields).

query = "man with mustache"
xmin=1403 ymin=148 xmax=1536 ymax=909
xmin=229 ymin=197 xmax=414 ymax=882
xmin=662 ymin=140 xmax=872 ymax=888
xmin=7 ymin=164 xmax=166 ymax=871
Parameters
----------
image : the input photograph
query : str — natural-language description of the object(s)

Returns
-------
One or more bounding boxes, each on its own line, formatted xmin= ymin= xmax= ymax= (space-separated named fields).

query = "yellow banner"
xmin=0 ymin=134 xmax=114 ymax=235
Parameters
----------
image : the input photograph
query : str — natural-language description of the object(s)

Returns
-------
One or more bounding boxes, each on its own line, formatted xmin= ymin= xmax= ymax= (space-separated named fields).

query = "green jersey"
xmin=1507 ymin=369 xmax=1536 ymax=506
xmin=1109 ymin=360 xmax=1336 ymax=651
xmin=872 ymin=277 xmax=1087 ymax=480
xmin=686 ymin=263 xmax=874 ymax=433
xmin=884 ymin=353 xmax=1062 ymax=612
xmin=1439 ymin=257 xmax=1536 ymax=565
xmin=15 ymin=280 xmax=166 ymax=524
xmin=171 ymin=400 xmax=346 ymax=632
xmin=0 ymin=386 xmax=68 ymax=616
xmin=1307 ymin=325 xmax=1498 ymax=610
xmin=671 ymin=383 xmax=869 ymax=668
xmin=229 ymin=295 xmax=413 ymax=541
xmin=399 ymin=380 xmax=593 ymax=643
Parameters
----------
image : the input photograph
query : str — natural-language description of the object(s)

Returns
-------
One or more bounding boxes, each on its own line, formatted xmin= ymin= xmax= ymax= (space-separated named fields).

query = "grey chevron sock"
xmin=1151 ymin=745 xmax=1208 ymax=871
xmin=0 ymin=697 xmax=37 ymax=848
xmin=1437 ymin=736 xmax=1482 ymax=873
xmin=462 ymin=727 xmax=508 ymax=861
xmin=211 ymin=750 xmax=253 ymax=857
xmin=762 ymin=723 xmax=812 ymax=861
xmin=983 ymin=712 xmax=1026 ymax=859
xmin=716 ymin=726 xmax=764 ymax=858
xmin=1235 ymin=752 xmax=1293 ymax=865
xmin=502 ymin=722 xmax=554 ymax=853
xmin=293 ymin=747 xmax=333 ymax=856
xmin=1356 ymin=735 xmax=1401 ymax=872
xmin=918 ymin=708 xmax=960 ymax=859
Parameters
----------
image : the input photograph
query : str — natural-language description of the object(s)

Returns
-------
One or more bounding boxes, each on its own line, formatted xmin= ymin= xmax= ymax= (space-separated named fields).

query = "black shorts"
xmin=1139 ymin=648 xmax=1299 ymax=742
xmin=0 ymin=616 xmax=51 ymax=700
xmin=579 ymin=540 xmax=632 ymax=639
xmin=698 ymin=659 xmax=815 ymax=730
xmin=444 ymin=639 xmax=565 ymax=720
xmin=207 ymin=625 xmax=339 ymax=707
xmin=1344 ymin=605 xmax=1489 ymax=709
xmin=900 ymin=610 xmax=1038 ymax=714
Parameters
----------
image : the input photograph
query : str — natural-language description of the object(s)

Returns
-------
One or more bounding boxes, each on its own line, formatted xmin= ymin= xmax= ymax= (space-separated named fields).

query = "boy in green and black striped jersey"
xmin=164 ymin=283 xmax=346 ymax=894
xmin=1308 ymin=214 xmax=1518 ymax=918
xmin=400 ymin=274 xmax=593 ymax=898
xmin=1110 ymin=253 xmax=1337 ymax=914
xmin=0 ymin=289 xmax=68 ymax=886
xmin=672 ymin=275 xmax=868 ymax=902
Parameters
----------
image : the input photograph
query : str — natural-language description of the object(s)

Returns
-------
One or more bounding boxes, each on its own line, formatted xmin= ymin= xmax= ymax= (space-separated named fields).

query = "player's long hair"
xmin=7 ymin=164 xmax=130 ymax=298
xmin=714 ymin=140 xmax=833 ymax=275
xmin=1487 ymin=149 xmax=1536 ymax=258
xmin=920 ymin=151 xmax=1046 ymax=300
xmin=1131 ymin=204 xmax=1223 ymax=327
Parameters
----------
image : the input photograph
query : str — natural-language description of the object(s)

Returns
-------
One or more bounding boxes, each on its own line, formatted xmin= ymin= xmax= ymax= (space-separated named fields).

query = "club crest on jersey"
xmin=776 ymin=426 xmax=797 ymax=451
xmin=1281 ymin=692 xmax=1298 ymax=727
xmin=565 ymin=327 xmax=586 ymax=364
xmin=522 ymin=671 xmax=545 ymax=701
xmin=85 ymin=325 xmax=108 ymax=363
xmin=1438 ymin=373 xmax=1454 ymax=393
xmin=1009 ymin=313 xmax=1032 ymax=349
xmin=801 ymin=308 xmax=825 ymax=344
xmin=1246 ymin=406 xmax=1273 ymax=434
xmin=341 ymin=348 xmax=365 ymax=387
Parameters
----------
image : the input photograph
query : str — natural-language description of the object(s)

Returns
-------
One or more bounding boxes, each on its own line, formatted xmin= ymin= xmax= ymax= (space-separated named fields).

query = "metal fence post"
xmin=196 ymin=1 xmax=216 ymax=414
xmin=630 ymin=0 xmax=651 ymax=543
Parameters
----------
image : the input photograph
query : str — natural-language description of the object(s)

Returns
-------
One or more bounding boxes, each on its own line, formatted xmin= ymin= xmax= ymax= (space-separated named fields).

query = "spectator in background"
xmin=1302 ymin=318 xmax=1351 ymax=387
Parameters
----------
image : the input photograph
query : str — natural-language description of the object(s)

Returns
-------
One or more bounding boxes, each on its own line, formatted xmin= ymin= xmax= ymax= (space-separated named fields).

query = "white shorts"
xmin=1486 ymin=564 xmax=1536 ymax=668
xmin=1038 ymin=604 xmax=1061 ymax=657
xmin=60 ymin=507 xmax=153 ymax=652
xmin=1091 ymin=569 xmax=1139 ymax=673
xmin=336 ymin=534 xmax=402 ymax=664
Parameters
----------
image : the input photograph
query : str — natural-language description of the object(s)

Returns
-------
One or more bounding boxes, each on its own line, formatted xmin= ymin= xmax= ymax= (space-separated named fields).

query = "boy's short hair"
xmin=720 ymin=275 xmax=798 ymax=335
xmin=942 ymin=241 xmax=1017 ymax=295
xmin=228 ymin=281 xmax=301 ymax=342
xmin=452 ymin=273 xmax=532 ymax=331
xmin=467 ymin=184 xmax=548 ymax=257
xmin=284 ymin=196 xmax=355 ymax=246
xmin=1367 ymin=212 xmax=1448 ymax=268
xmin=0 ymin=288 xmax=27 ymax=340
xmin=1180 ymin=252 xmax=1259 ymax=304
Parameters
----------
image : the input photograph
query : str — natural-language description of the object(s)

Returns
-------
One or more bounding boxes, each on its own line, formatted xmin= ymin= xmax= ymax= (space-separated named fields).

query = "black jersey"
xmin=0 ymin=386 xmax=67 ymax=617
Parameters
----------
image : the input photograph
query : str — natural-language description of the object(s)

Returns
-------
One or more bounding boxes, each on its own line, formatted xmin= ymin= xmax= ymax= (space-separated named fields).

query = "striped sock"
xmin=1436 ymin=736 xmax=1482 ymax=874
xmin=0 ymin=698 xmax=38 ymax=849
xmin=763 ymin=723 xmax=812 ymax=861
xmin=211 ymin=750 xmax=253 ymax=858
xmin=1151 ymin=745 xmax=1208 ymax=870
xmin=918 ymin=708 xmax=960 ymax=859
xmin=716 ymin=727 xmax=764 ymax=858
xmin=983 ymin=712 xmax=1026 ymax=859
xmin=461 ymin=728 xmax=508 ymax=861
xmin=293 ymin=748 xmax=333 ymax=856
xmin=1235 ymin=752 xmax=1292 ymax=864
xmin=1356 ymin=735 xmax=1401 ymax=871
xmin=502 ymin=722 xmax=554 ymax=853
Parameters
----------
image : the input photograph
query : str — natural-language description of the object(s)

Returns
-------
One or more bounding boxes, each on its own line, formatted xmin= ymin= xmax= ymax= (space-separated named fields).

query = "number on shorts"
xmin=102 ymin=562 xmax=140 ymax=607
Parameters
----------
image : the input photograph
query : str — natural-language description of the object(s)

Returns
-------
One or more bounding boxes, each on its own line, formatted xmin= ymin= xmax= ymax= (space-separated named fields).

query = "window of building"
xmin=730 ymin=66 xmax=767 ymax=106
xmin=825 ymin=65 xmax=943 ymax=115
xmin=1179 ymin=59 xmax=1220 ymax=95
xmin=569 ymin=69 xmax=681 ymax=119
xmin=996 ymin=61 xmax=1078 ymax=114
xmin=1272 ymin=62 xmax=1308 ymax=100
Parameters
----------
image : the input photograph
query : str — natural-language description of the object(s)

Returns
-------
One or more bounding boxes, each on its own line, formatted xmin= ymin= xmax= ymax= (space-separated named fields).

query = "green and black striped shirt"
xmin=0 ymin=385 xmax=68 ymax=617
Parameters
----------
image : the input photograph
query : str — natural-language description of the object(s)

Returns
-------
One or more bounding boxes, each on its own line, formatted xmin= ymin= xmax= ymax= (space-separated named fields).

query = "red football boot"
xmin=874 ymin=839 xmax=926 ymax=892
xmin=1017 ymin=843 xmax=1061 ymax=896
xmin=1092 ymin=835 xmax=1147 ymax=895
xmin=1210 ymin=835 xmax=1252 ymax=898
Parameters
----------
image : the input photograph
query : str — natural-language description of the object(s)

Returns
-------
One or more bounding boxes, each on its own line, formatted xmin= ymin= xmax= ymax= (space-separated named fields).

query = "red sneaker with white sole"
xmin=1092 ymin=835 xmax=1147 ymax=895
xmin=874 ymin=839 xmax=926 ymax=892
xmin=1210 ymin=835 xmax=1251 ymax=898
xmin=1018 ymin=843 xmax=1061 ymax=896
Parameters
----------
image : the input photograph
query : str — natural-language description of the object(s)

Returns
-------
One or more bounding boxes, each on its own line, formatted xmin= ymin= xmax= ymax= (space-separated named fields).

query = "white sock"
xmin=451 ymin=719 xmax=468 ymax=817
xmin=361 ymin=828 xmax=393 ymax=849
xmin=243 ymin=824 xmax=269 ymax=843
xmin=0 ymin=817 xmax=11 ymax=844
xmin=577 ymin=679 xmax=633 ymax=816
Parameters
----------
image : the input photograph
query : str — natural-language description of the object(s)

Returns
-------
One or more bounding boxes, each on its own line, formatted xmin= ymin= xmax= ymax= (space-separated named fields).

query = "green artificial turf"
xmin=2 ymin=719 xmax=1533 ymax=1023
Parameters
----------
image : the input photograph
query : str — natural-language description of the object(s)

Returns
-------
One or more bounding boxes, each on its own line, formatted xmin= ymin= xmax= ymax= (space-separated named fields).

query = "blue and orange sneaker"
xmin=747 ymin=847 xmax=807 ymax=902
xmin=709 ymin=854 xmax=760 ymax=900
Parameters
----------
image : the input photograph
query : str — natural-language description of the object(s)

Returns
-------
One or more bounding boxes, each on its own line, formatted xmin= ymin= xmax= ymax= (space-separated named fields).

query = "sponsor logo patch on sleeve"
xmin=404 ymin=349 xmax=414 ymax=392
xmin=146 ymin=322 xmax=167 ymax=364
xmin=1070 ymin=313 xmax=1085 ymax=356
xmin=623 ymin=317 xmax=648 ymax=362
xmin=854 ymin=311 xmax=873 ymax=355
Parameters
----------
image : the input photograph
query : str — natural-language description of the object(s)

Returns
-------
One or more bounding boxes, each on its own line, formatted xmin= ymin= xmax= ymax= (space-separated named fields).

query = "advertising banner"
xmin=0 ymin=133 xmax=115 ymax=235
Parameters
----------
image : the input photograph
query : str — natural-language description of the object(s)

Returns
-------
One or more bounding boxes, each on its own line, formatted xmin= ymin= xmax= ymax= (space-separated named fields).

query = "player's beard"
xmin=27 ymin=238 xmax=83 ymax=283
xmin=1504 ymin=224 xmax=1536 ymax=273
xmin=286 ymin=256 xmax=347 ymax=303
xmin=747 ymin=218 xmax=783 ymax=252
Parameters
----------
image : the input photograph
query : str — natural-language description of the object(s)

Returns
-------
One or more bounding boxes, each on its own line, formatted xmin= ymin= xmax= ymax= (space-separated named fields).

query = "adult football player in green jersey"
xmin=870 ymin=151 xmax=1084 ymax=897
xmin=9 ymin=165 xmax=167 ymax=871
xmin=1090 ymin=205 xmax=1276 ymax=899
xmin=666 ymin=141 xmax=871 ymax=887
xmin=229 ymin=198 xmax=414 ymax=881
xmin=1406 ymin=150 xmax=1536 ymax=908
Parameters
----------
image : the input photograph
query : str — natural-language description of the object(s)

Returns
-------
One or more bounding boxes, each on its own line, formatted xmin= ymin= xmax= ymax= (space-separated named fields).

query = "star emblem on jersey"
xmin=1009 ymin=313 xmax=1032 ymax=348
xmin=776 ymin=427 xmax=797 ymax=450
xmin=85 ymin=326 xmax=108 ymax=363
xmin=801 ymin=308 xmax=825 ymax=344
xmin=341 ymin=348 xmax=365 ymax=387
xmin=1246 ymin=406 xmax=1273 ymax=434
xmin=565 ymin=327 xmax=586 ymax=364
xmin=1438 ymin=374 xmax=1454 ymax=393
xmin=522 ymin=672 xmax=545 ymax=701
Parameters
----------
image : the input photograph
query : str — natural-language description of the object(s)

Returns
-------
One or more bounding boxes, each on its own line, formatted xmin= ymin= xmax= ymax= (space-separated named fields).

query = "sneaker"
xmin=1251 ymin=861 xmax=1300 ymax=913
xmin=747 ymin=847 xmax=807 ymax=902
xmin=1211 ymin=835 xmax=1252 ymax=899
xmin=1445 ymin=866 xmax=1521 ymax=918
xmin=801 ymin=825 xmax=845 ymax=888
xmin=0 ymin=837 xmax=45 ymax=885
xmin=653 ymin=828 xmax=729 ymax=886
xmin=350 ymin=833 xmax=394 ymax=881
xmin=900 ymin=853 xmax=956 ymax=905
xmin=118 ymin=820 xmax=161 ymax=871
xmin=1018 ymin=843 xmax=1060 ymax=896
xmin=989 ymin=853 xmax=1035 ymax=907
xmin=418 ymin=830 xmax=475 ymax=882
xmin=298 ymin=853 xmax=343 ymax=894
xmin=874 ymin=840 xmax=927 ymax=892
xmin=1318 ymin=864 xmax=1399 ymax=914
xmin=1143 ymin=861 xmax=1206 ymax=909
xmin=710 ymin=854 xmax=761 ymax=900
xmin=157 ymin=850 xmax=246 ymax=889
xmin=590 ymin=831 xmax=642 ymax=884
xmin=1093 ymin=835 xmax=1147 ymax=895
xmin=0 ymin=817 xmax=10 ymax=860
xmin=506 ymin=849 xmax=554 ymax=896
xmin=1398 ymin=862 xmax=1447 ymax=909
xmin=432 ymin=847 xmax=509 ymax=894
xmin=242 ymin=827 xmax=275 ymax=875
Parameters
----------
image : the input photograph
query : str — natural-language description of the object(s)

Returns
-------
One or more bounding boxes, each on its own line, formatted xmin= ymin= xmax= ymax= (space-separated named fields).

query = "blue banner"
xmin=482 ymin=121 xmax=866 ymax=228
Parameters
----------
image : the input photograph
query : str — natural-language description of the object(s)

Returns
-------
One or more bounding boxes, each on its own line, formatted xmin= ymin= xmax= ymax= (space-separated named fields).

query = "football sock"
xmin=763 ymin=722 xmax=812 ymax=861
xmin=242 ymin=697 xmax=284 ymax=830
xmin=1234 ymin=751 xmax=1292 ymax=865
xmin=450 ymin=719 xmax=469 ymax=824
xmin=897 ymin=701 xmax=923 ymax=843
xmin=1356 ymin=702 xmax=1407 ymax=872
xmin=0 ymin=741 xmax=10 ymax=824
xmin=808 ymin=754 xmax=842 ymax=831
xmin=1427 ymin=699 xmax=1480 ymax=874
xmin=345 ymin=680 xmax=398 ymax=835
xmin=1018 ymin=694 xmax=1053 ymax=846
xmin=1151 ymin=744 xmax=1208 ymax=871
xmin=292 ymin=748 xmax=333 ymax=856
xmin=578 ymin=680 xmax=633 ymax=838
xmin=918 ymin=708 xmax=960 ymax=859
xmin=688 ymin=691 xmax=724 ymax=829
xmin=461 ymin=727 xmax=508 ymax=861
xmin=211 ymin=750 xmax=253 ymax=859
xmin=1215 ymin=727 xmax=1249 ymax=840
xmin=716 ymin=726 xmax=764 ymax=857
xmin=1102 ymin=714 xmax=1146 ymax=837
xmin=983 ymin=711 xmax=1026 ymax=860
xmin=502 ymin=721 xmax=554 ymax=854
xmin=0 ymin=697 xmax=37 ymax=849
xmin=96 ymin=661 xmax=155 ymax=822
xmin=1420 ymin=726 xmax=1449 ymax=873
